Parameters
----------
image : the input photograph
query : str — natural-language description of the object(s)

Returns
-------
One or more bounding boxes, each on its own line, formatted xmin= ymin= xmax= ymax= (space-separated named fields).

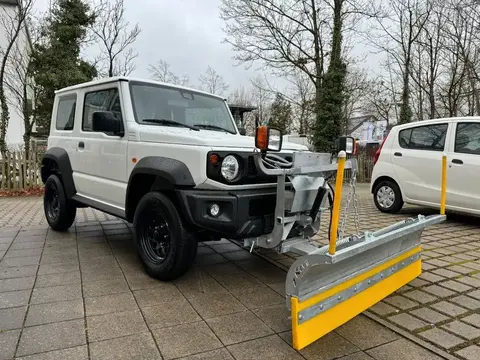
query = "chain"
xmin=351 ymin=168 xmax=360 ymax=235
xmin=338 ymin=167 xmax=360 ymax=240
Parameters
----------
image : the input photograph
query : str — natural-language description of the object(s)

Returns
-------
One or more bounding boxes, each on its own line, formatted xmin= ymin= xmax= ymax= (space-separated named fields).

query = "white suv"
xmin=370 ymin=117 xmax=480 ymax=216
xmin=40 ymin=77 xmax=308 ymax=280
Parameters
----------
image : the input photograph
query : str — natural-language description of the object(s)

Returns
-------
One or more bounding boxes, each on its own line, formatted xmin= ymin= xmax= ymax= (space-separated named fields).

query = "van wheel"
xmin=133 ymin=192 xmax=197 ymax=281
xmin=373 ymin=180 xmax=403 ymax=213
xmin=43 ymin=174 xmax=77 ymax=231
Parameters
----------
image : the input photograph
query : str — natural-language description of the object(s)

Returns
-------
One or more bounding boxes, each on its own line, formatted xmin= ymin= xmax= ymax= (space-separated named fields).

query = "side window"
xmin=55 ymin=94 xmax=77 ymax=131
xmin=398 ymin=124 xmax=448 ymax=151
xmin=455 ymin=122 xmax=480 ymax=155
xmin=82 ymin=88 xmax=122 ymax=131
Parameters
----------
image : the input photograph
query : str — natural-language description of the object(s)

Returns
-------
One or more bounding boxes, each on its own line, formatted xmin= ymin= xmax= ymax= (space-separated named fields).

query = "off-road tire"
xmin=43 ymin=174 xmax=77 ymax=231
xmin=373 ymin=180 xmax=403 ymax=214
xmin=133 ymin=191 xmax=197 ymax=281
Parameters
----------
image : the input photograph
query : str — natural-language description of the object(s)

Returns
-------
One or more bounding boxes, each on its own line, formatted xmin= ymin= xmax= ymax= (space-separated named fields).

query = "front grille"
xmin=247 ymin=156 xmax=257 ymax=176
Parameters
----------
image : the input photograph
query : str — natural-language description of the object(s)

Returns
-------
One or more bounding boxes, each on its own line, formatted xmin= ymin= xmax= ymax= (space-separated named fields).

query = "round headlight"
xmin=221 ymin=155 xmax=239 ymax=182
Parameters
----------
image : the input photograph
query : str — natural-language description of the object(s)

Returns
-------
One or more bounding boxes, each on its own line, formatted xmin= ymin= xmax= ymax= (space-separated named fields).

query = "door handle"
xmin=452 ymin=159 xmax=463 ymax=164
xmin=394 ymin=152 xmax=402 ymax=157
xmin=78 ymin=141 xmax=84 ymax=149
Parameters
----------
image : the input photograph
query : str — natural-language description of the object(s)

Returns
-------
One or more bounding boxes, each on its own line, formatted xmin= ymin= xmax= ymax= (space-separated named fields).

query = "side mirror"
xmin=238 ymin=127 xmax=246 ymax=136
xmin=337 ymin=136 xmax=357 ymax=155
xmin=255 ymin=126 xmax=283 ymax=152
xmin=92 ymin=111 xmax=122 ymax=135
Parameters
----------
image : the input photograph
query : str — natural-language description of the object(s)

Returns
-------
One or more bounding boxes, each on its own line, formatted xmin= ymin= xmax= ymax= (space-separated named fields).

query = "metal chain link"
xmin=338 ymin=167 xmax=360 ymax=240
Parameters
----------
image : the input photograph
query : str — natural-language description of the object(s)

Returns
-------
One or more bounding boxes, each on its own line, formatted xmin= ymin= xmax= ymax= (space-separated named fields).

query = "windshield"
xmin=129 ymin=82 xmax=237 ymax=134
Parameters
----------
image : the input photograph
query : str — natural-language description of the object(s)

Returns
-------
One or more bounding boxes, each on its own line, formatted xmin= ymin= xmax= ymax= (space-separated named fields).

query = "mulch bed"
xmin=0 ymin=187 xmax=44 ymax=197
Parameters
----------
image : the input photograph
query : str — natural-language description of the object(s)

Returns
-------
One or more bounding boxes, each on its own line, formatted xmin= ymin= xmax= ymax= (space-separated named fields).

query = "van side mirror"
xmin=92 ymin=111 xmax=122 ymax=136
xmin=255 ymin=126 xmax=283 ymax=152
xmin=337 ymin=136 xmax=357 ymax=155
xmin=238 ymin=127 xmax=246 ymax=135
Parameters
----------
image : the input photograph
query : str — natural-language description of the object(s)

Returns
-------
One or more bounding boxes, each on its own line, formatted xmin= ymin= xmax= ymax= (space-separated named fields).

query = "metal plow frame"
xmin=242 ymin=148 xmax=448 ymax=351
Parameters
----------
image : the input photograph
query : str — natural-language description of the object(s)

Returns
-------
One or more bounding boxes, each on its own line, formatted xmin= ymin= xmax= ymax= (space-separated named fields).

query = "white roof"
xmin=392 ymin=116 xmax=480 ymax=130
xmin=54 ymin=76 xmax=226 ymax=100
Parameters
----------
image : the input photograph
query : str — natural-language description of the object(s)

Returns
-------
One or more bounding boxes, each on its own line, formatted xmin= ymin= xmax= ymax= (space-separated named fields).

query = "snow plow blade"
xmin=286 ymin=213 xmax=446 ymax=350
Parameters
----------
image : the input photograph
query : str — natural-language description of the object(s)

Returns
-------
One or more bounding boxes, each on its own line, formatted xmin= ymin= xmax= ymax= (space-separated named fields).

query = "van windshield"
xmin=129 ymin=82 xmax=237 ymax=134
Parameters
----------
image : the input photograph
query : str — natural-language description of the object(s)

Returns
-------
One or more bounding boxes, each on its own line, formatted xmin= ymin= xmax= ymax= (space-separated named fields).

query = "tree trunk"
xmin=0 ymin=88 xmax=9 ymax=156
xmin=466 ymin=62 xmax=480 ymax=116
xmin=399 ymin=63 xmax=413 ymax=124
xmin=23 ymin=133 xmax=31 ymax=158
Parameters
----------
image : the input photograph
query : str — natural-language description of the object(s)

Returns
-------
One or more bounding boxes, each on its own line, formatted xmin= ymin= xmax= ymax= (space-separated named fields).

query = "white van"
xmin=370 ymin=117 xmax=480 ymax=215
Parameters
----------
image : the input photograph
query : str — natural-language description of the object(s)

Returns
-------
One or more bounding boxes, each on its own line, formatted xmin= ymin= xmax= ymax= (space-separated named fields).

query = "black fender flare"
xmin=41 ymin=147 xmax=76 ymax=199
xmin=125 ymin=156 xmax=196 ymax=219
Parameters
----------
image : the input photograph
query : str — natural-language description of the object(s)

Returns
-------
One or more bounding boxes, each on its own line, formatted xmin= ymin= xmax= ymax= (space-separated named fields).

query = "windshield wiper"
xmin=193 ymin=124 xmax=235 ymax=134
xmin=142 ymin=118 xmax=199 ymax=131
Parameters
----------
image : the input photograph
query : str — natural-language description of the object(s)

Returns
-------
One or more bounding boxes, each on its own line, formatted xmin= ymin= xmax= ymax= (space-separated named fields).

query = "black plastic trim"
xmin=206 ymin=151 xmax=293 ymax=185
xmin=176 ymin=188 xmax=278 ymax=239
xmin=71 ymin=195 xmax=126 ymax=219
xmin=128 ymin=157 xmax=195 ymax=188
xmin=125 ymin=157 xmax=196 ymax=220
xmin=41 ymin=147 xmax=76 ymax=199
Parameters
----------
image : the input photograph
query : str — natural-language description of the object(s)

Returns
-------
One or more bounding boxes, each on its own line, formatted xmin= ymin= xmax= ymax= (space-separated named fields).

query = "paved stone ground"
xmin=0 ymin=184 xmax=478 ymax=359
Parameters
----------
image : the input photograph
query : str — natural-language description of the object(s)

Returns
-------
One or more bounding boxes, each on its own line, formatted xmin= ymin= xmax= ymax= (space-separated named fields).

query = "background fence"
xmin=0 ymin=148 xmax=44 ymax=191
xmin=0 ymin=146 xmax=377 ymax=191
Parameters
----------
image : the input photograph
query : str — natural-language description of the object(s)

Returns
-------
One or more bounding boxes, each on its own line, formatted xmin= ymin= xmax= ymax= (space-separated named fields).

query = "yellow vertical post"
xmin=329 ymin=151 xmax=346 ymax=255
xmin=440 ymin=153 xmax=447 ymax=215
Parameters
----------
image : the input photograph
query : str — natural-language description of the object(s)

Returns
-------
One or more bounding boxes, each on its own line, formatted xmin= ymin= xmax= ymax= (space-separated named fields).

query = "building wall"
xmin=0 ymin=3 xmax=34 ymax=149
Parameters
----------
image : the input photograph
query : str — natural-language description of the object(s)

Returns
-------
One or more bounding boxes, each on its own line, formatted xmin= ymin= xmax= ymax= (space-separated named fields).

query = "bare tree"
xmin=409 ymin=3 xmax=446 ymax=119
xmin=0 ymin=0 xmax=34 ymax=157
xmin=442 ymin=1 xmax=480 ymax=116
xmin=228 ymin=85 xmax=254 ymax=106
xmin=92 ymin=0 xmax=141 ymax=77
xmin=148 ymin=59 xmax=189 ymax=86
xmin=198 ymin=66 xmax=229 ymax=96
xmin=250 ymin=75 xmax=273 ymax=128
xmin=287 ymin=70 xmax=315 ymax=134
xmin=365 ymin=74 xmax=400 ymax=128
xmin=343 ymin=67 xmax=370 ymax=132
xmin=368 ymin=0 xmax=433 ymax=124
xmin=5 ymin=36 xmax=36 ymax=156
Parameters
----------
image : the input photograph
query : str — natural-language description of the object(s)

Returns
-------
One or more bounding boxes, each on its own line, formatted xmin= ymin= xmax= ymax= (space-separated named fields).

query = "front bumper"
xmin=176 ymin=188 xmax=278 ymax=239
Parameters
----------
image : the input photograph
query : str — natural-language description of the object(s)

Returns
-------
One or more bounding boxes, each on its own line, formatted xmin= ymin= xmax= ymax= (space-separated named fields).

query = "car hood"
xmin=138 ymin=126 xmax=309 ymax=151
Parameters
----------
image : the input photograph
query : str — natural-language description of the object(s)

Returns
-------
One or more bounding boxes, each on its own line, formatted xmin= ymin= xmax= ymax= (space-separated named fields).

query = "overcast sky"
xmin=32 ymin=0 xmax=382 ymax=96
xmin=32 ymin=0 xmax=280 ymax=92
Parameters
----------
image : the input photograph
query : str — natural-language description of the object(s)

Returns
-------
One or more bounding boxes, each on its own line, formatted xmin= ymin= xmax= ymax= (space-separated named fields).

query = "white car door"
xmin=72 ymin=84 xmax=128 ymax=212
xmin=445 ymin=120 xmax=480 ymax=213
xmin=391 ymin=121 xmax=451 ymax=205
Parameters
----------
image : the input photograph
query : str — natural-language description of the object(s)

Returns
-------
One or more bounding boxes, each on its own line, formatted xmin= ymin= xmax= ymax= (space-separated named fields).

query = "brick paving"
xmin=0 ymin=184 xmax=478 ymax=359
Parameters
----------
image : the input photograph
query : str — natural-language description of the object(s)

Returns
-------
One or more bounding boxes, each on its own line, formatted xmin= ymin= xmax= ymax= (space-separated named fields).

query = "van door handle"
xmin=394 ymin=152 xmax=402 ymax=157
xmin=452 ymin=159 xmax=463 ymax=164
xmin=78 ymin=141 xmax=84 ymax=149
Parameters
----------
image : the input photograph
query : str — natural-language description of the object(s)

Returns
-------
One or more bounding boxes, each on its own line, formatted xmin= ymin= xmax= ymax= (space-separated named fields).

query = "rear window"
xmin=398 ymin=123 xmax=448 ymax=151
xmin=55 ymin=94 xmax=77 ymax=131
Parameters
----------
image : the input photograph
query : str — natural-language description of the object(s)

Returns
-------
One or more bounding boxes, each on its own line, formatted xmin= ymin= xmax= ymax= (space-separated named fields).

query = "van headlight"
xmin=221 ymin=155 xmax=239 ymax=182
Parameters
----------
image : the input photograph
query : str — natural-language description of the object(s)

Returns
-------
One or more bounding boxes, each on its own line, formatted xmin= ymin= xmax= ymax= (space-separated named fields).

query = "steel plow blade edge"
xmin=285 ymin=214 xmax=446 ymax=351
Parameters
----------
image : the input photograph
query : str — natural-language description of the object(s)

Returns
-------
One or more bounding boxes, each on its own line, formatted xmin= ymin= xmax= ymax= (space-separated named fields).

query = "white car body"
xmin=370 ymin=117 xmax=480 ymax=216
xmin=46 ymin=77 xmax=308 ymax=216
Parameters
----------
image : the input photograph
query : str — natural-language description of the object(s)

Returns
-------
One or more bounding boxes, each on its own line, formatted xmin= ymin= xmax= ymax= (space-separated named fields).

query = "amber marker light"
xmin=255 ymin=126 xmax=268 ymax=150
xmin=209 ymin=153 xmax=220 ymax=165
